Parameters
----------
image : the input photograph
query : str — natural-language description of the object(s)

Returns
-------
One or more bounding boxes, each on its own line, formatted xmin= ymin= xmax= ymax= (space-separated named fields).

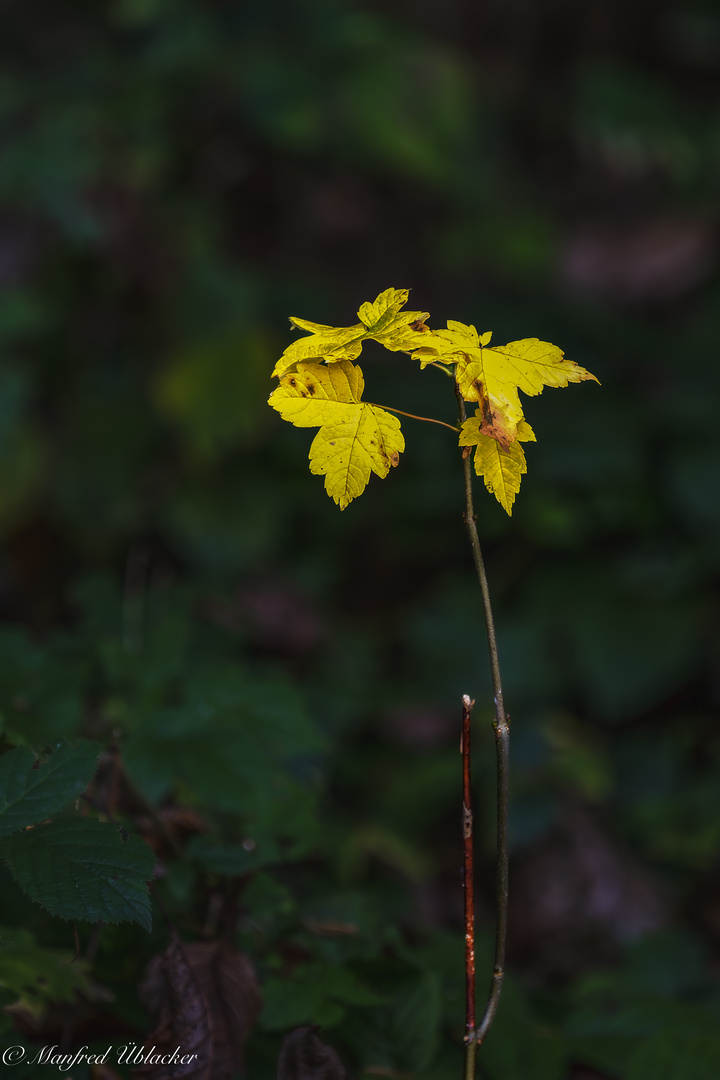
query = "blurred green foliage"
xmin=0 ymin=0 xmax=719 ymax=1077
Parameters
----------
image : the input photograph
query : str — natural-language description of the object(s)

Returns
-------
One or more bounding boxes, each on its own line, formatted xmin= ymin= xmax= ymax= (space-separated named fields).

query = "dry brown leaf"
xmin=277 ymin=1026 xmax=346 ymax=1080
xmin=135 ymin=938 xmax=260 ymax=1080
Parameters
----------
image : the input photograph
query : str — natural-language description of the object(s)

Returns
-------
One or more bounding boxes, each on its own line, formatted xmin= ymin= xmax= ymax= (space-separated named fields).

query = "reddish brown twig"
xmin=367 ymin=402 xmax=459 ymax=432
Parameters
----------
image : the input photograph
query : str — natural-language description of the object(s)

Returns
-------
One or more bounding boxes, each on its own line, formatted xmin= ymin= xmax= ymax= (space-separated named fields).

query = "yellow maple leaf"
xmin=272 ymin=288 xmax=430 ymax=379
xmin=413 ymin=322 xmax=598 ymax=449
xmin=459 ymin=415 xmax=537 ymax=515
xmin=268 ymin=359 xmax=404 ymax=509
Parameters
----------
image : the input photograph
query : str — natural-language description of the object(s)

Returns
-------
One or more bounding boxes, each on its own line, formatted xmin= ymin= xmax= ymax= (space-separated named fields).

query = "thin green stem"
xmin=462 ymin=694 xmax=477 ymax=1080
xmin=424 ymin=360 xmax=456 ymax=378
xmin=368 ymin=402 xmax=459 ymax=432
xmin=397 ymin=351 xmax=455 ymax=377
xmin=455 ymin=384 xmax=510 ymax=1065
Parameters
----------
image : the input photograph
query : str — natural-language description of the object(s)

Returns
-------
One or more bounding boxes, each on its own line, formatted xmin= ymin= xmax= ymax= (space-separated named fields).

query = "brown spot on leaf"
xmin=306 ymin=383 xmax=316 ymax=395
xmin=409 ymin=319 xmax=429 ymax=333
xmin=389 ymin=451 xmax=400 ymax=467
xmin=481 ymin=422 xmax=512 ymax=452
xmin=472 ymin=381 xmax=512 ymax=451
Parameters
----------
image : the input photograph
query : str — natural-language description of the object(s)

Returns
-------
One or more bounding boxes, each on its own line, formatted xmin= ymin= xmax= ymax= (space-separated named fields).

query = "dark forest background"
xmin=1 ymin=1 xmax=720 ymax=1078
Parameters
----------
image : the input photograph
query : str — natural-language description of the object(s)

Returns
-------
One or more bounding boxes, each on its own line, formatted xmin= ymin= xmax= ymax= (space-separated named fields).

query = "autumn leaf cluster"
xmin=268 ymin=289 xmax=598 ymax=513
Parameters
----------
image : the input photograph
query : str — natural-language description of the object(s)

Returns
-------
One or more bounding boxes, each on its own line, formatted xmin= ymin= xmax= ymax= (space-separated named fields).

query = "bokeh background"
xmin=1 ymin=1 xmax=720 ymax=1077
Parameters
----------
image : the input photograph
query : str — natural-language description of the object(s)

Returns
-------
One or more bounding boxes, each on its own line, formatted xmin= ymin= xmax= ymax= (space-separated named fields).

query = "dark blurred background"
xmin=1 ymin=1 xmax=720 ymax=1077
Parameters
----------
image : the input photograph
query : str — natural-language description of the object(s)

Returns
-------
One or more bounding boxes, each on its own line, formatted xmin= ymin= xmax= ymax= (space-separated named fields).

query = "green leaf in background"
xmin=0 ymin=818 xmax=156 ymax=930
xmin=627 ymin=1032 xmax=720 ymax=1080
xmin=186 ymin=834 xmax=282 ymax=875
xmin=0 ymin=924 xmax=89 ymax=1017
xmin=0 ymin=427 xmax=45 ymax=531
xmin=0 ymin=742 xmax=100 ymax=837
xmin=154 ymin=327 xmax=273 ymax=462
xmin=481 ymin=972 xmax=567 ymax=1080
xmin=121 ymin=668 xmax=324 ymax=817
xmin=563 ymin=930 xmax=720 ymax=1076
xmin=0 ymin=630 xmax=89 ymax=748
xmin=261 ymin=963 xmax=386 ymax=1031
xmin=392 ymin=970 xmax=442 ymax=1072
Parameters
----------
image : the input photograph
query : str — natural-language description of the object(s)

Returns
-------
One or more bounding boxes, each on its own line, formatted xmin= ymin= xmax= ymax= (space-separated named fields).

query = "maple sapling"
xmin=268 ymin=288 xmax=598 ymax=1077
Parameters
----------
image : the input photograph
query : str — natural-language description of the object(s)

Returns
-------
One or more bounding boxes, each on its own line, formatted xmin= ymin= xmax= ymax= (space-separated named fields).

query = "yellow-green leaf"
xmin=414 ymin=322 xmax=598 ymax=447
xmin=273 ymin=325 xmax=366 ymax=378
xmin=287 ymin=317 xmax=335 ymax=334
xmin=357 ymin=287 xmax=410 ymax=330
xmin=268 ymin=360 xmax=404 ymax=509
xmin=372 ymin=311 xmax=432 ymax=353
xmin=272 ymin=289 xmax=429 ymax=379
xmin=459 ymin=411 xmax=536 ymax=515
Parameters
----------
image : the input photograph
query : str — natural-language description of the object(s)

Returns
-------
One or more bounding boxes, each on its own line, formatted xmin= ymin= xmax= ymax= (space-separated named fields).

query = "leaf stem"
xmin=461 ymin=693 xmax=477 ymax=1080
xmin=397 ymin=351 xmax=455 ymax=377
xmin=455 ymin=384 xmax=510 ymax=1065
xmin=423 ymin=360 xmax=456 ymax=378
xmin=368 ymin=403 xmax=459 ymax=432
